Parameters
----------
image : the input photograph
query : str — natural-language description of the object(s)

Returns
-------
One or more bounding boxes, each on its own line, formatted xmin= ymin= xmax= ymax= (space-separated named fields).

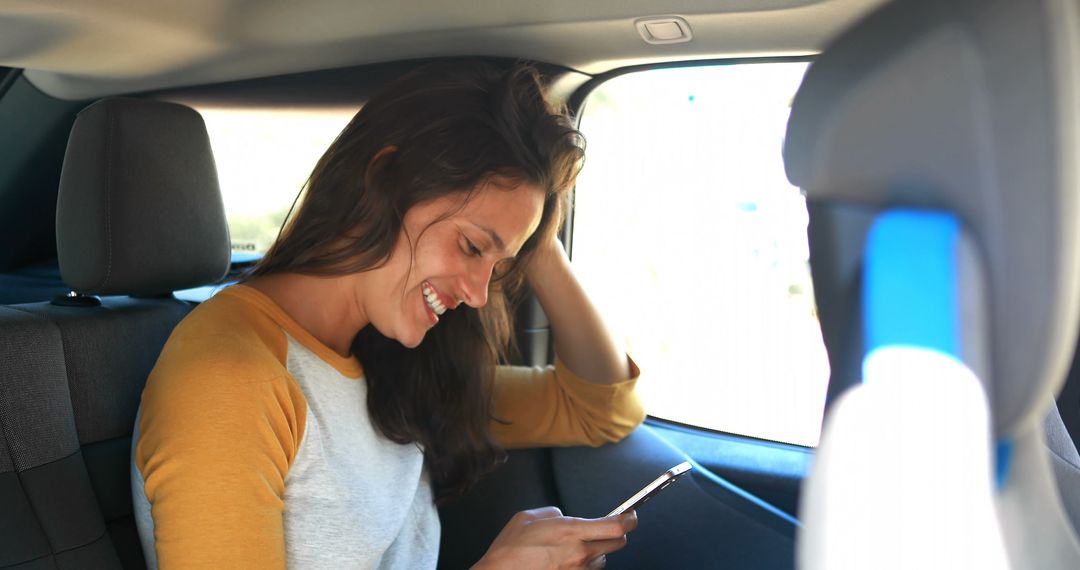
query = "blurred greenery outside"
xmin=227 ymin=207 xmax=291 ymax=253
xmin=196 ymin=106 xmax=357 ymax=254
xmin=199 ymin=61 xmax=829 ymax=448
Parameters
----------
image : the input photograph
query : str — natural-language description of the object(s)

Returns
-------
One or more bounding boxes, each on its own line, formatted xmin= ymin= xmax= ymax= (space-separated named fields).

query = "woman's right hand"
xmin=472 ymin=506 xmax=638 ymax=569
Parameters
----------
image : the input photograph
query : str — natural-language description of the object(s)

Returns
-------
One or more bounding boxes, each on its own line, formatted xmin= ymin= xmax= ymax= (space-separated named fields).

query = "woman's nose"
xmin=461 ymin=265 xmax=492 ymax=308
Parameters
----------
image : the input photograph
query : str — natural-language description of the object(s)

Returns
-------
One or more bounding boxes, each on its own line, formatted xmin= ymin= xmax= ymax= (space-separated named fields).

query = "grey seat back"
xmin=786 ymin=0 xmax=1080 ymax=435
xmin=783 ymin=0 xmax=1080 ymax=566
xmin=0 ymin=97 xmax=230 ymax=568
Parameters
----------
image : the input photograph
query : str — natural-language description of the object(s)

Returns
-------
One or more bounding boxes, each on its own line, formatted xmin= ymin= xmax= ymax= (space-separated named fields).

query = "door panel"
xmin=648 ymin=419 xmax=810 ymax=519
xmin=439 ymin=425 xmax=798 ymax=570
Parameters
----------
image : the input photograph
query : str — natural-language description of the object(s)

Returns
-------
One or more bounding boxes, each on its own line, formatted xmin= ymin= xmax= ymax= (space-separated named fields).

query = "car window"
xmin=194 ymin=105 xmax=357 ymax=255
xmin=572 ymin=62 xmax=829 ymax=447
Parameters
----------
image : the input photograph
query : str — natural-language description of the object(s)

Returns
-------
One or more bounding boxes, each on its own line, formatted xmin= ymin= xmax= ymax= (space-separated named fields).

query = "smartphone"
xmin=606 ymin=461 xmax=693 ymax=517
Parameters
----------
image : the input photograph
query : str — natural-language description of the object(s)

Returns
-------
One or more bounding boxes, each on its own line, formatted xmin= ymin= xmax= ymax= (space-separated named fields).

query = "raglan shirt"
xmin=131 ymin=285 xmax=644 ymax=569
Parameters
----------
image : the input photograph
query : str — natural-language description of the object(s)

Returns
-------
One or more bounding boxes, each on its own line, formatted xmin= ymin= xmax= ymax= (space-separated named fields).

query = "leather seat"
xmin=0 ymin=97 xmax=230 ymax=568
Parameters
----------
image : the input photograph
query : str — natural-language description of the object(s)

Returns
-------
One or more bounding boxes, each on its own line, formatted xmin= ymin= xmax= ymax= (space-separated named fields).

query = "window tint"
xmin=194 ymin=106 xmax=356 ymax=255
xmin=572 ymin=62 xmax=829 ymax=446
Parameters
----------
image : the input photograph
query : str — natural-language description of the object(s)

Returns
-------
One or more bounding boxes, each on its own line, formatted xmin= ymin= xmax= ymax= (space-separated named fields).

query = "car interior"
xmin=2 ymin=0 xmax=1080 ymax=568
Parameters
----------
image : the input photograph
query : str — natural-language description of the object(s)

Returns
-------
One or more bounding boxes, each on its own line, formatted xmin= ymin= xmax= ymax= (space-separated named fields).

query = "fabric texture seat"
xmin=0 ymin=97 xmax=230 ymax=568
xmin=783 ymin=0 xmax=1080 ymax=567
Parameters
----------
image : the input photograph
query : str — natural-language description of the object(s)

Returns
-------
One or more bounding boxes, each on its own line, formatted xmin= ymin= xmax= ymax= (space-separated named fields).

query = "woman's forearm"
xmin=524 ymin=239 xmax=631 ymax=385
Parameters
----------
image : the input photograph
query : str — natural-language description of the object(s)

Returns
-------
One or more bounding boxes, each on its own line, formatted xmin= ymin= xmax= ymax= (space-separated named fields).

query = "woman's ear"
xmin=365 ymin=145 xmax=399 ymax=185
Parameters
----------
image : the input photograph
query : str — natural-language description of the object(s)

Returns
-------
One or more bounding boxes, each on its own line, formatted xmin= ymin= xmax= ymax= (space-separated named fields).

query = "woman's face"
xmin=361 ymin=178 xmax=545 ymax=348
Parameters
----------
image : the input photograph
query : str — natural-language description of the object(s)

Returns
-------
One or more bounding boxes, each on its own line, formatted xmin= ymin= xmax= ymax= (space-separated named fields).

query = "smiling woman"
xmin=130 ymin=60 xmax=645 ymax=569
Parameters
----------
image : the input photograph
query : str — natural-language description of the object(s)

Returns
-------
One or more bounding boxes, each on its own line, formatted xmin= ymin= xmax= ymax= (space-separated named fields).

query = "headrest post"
xmin=50 ymin=290 xmax=102 ymax=307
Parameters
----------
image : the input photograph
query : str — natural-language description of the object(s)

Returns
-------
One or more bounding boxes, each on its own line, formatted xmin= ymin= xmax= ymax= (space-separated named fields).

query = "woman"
xmin=131 ymin=61 xmax=645 ymax=569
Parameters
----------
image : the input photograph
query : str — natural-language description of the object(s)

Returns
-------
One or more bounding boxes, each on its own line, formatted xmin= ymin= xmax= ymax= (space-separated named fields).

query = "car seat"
xmin=0 ymin=97 xmax=230 ymax=568
xmin=783 ymin=0 xmax=1080 ymax=567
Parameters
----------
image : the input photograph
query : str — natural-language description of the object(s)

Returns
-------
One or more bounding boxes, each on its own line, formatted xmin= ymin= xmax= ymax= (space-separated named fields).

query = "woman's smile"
xmin=421 ymin=281 xmax=451 ymax=326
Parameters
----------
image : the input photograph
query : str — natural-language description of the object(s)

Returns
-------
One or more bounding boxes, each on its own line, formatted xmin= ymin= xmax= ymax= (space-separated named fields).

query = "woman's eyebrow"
xmin=471 ymin=223 xmax=507 ymax=253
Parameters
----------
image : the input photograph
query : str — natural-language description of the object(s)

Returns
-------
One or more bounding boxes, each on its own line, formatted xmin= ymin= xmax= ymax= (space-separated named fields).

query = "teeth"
xmin=423 ymin=284 xmax=447 ymax=316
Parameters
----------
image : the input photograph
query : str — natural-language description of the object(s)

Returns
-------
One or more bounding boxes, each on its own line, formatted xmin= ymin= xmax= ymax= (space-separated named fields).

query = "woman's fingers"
xmin=563 ymin=510 xmax=638 ymax=541
xmin=476 ymin=507 xmax=638 ymax=569
xmin=565 ymin=513 xmax=637 ymax=562
xmin=525 ymin=506 xmax=564 ymax=520
xmin=584 ymin=536 xmax=629 ymax=559
xmin=586 ymin=554 xmax=608 ymax=569
xmin=615 ymin=510 xmax=638 ymax=533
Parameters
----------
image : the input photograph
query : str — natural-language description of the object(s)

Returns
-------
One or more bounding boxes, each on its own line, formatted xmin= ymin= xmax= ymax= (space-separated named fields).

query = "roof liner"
xmin=0 ymin=0 xmax=884 ymax=99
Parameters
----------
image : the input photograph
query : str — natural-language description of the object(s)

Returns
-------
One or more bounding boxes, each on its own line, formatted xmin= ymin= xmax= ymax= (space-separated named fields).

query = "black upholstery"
xmin=0 ymin=97 xmax=229 ymax=568
xmin=0 ymin=76 xmax=86 ymax=273
xmin=56 ymin=98 xmax=230 ymax=296
xmin=0 ymin=299 xmax=190 ymax=568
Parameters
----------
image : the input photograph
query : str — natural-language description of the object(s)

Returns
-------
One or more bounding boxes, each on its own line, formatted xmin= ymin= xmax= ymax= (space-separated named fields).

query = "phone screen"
xmin=606 ymin=461 xmax=693 ymax=517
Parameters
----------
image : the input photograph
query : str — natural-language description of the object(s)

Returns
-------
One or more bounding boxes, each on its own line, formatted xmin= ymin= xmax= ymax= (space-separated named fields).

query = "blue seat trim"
xmin=996 ymin=438 xmax=1014 ymax=489
xmin=862 ymin=209 xmax=959 ymax=360
xmin=861 ymin=208 xmax=1014 ymax=487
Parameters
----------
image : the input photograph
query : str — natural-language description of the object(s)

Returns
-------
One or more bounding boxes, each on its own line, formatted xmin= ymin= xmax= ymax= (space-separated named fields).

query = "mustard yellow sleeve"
xmin=134 ymin=330 xmax=306 ymax=568
xmin=490 ymin=355 xmax=645 ymax=449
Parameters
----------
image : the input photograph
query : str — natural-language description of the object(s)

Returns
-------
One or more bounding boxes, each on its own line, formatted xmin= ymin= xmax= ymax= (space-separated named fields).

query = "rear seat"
xmin=0 ymin=97 xmax=230 ymax=568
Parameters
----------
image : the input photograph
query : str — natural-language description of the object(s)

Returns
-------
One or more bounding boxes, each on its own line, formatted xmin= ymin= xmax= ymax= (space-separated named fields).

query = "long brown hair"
xmin=250 ymin=60 xmax=584 ymax=501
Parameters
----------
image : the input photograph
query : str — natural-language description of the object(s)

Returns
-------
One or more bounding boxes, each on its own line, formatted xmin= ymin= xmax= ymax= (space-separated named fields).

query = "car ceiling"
xmin=0 ymin=0 xmax=884 ymax=100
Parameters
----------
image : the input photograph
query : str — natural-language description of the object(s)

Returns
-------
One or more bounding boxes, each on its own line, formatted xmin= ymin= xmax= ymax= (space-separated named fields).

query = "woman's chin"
xmin=370 ymin=319 xmax=425 ymax=349
xmin=394 ymin=327 xmax=427 ymax=349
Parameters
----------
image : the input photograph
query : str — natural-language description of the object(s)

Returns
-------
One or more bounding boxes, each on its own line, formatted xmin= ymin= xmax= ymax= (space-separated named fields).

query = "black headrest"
xmin=56 ymin=97 xmax=230 ymax=296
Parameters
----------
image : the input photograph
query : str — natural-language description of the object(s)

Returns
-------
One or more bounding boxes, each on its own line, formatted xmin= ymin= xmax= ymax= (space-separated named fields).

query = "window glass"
xmin=194 ymin=106 xmax=356 ymax=255
xmin=572 ymin=62 xmax=829 ymax=447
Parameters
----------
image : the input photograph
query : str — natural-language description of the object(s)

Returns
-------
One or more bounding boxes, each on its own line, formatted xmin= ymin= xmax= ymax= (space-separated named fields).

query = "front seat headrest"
xmin=782 ymin=0 xmax=1080 ymax=437
xmin=56 ymin=97 xmax=231 ymax=297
